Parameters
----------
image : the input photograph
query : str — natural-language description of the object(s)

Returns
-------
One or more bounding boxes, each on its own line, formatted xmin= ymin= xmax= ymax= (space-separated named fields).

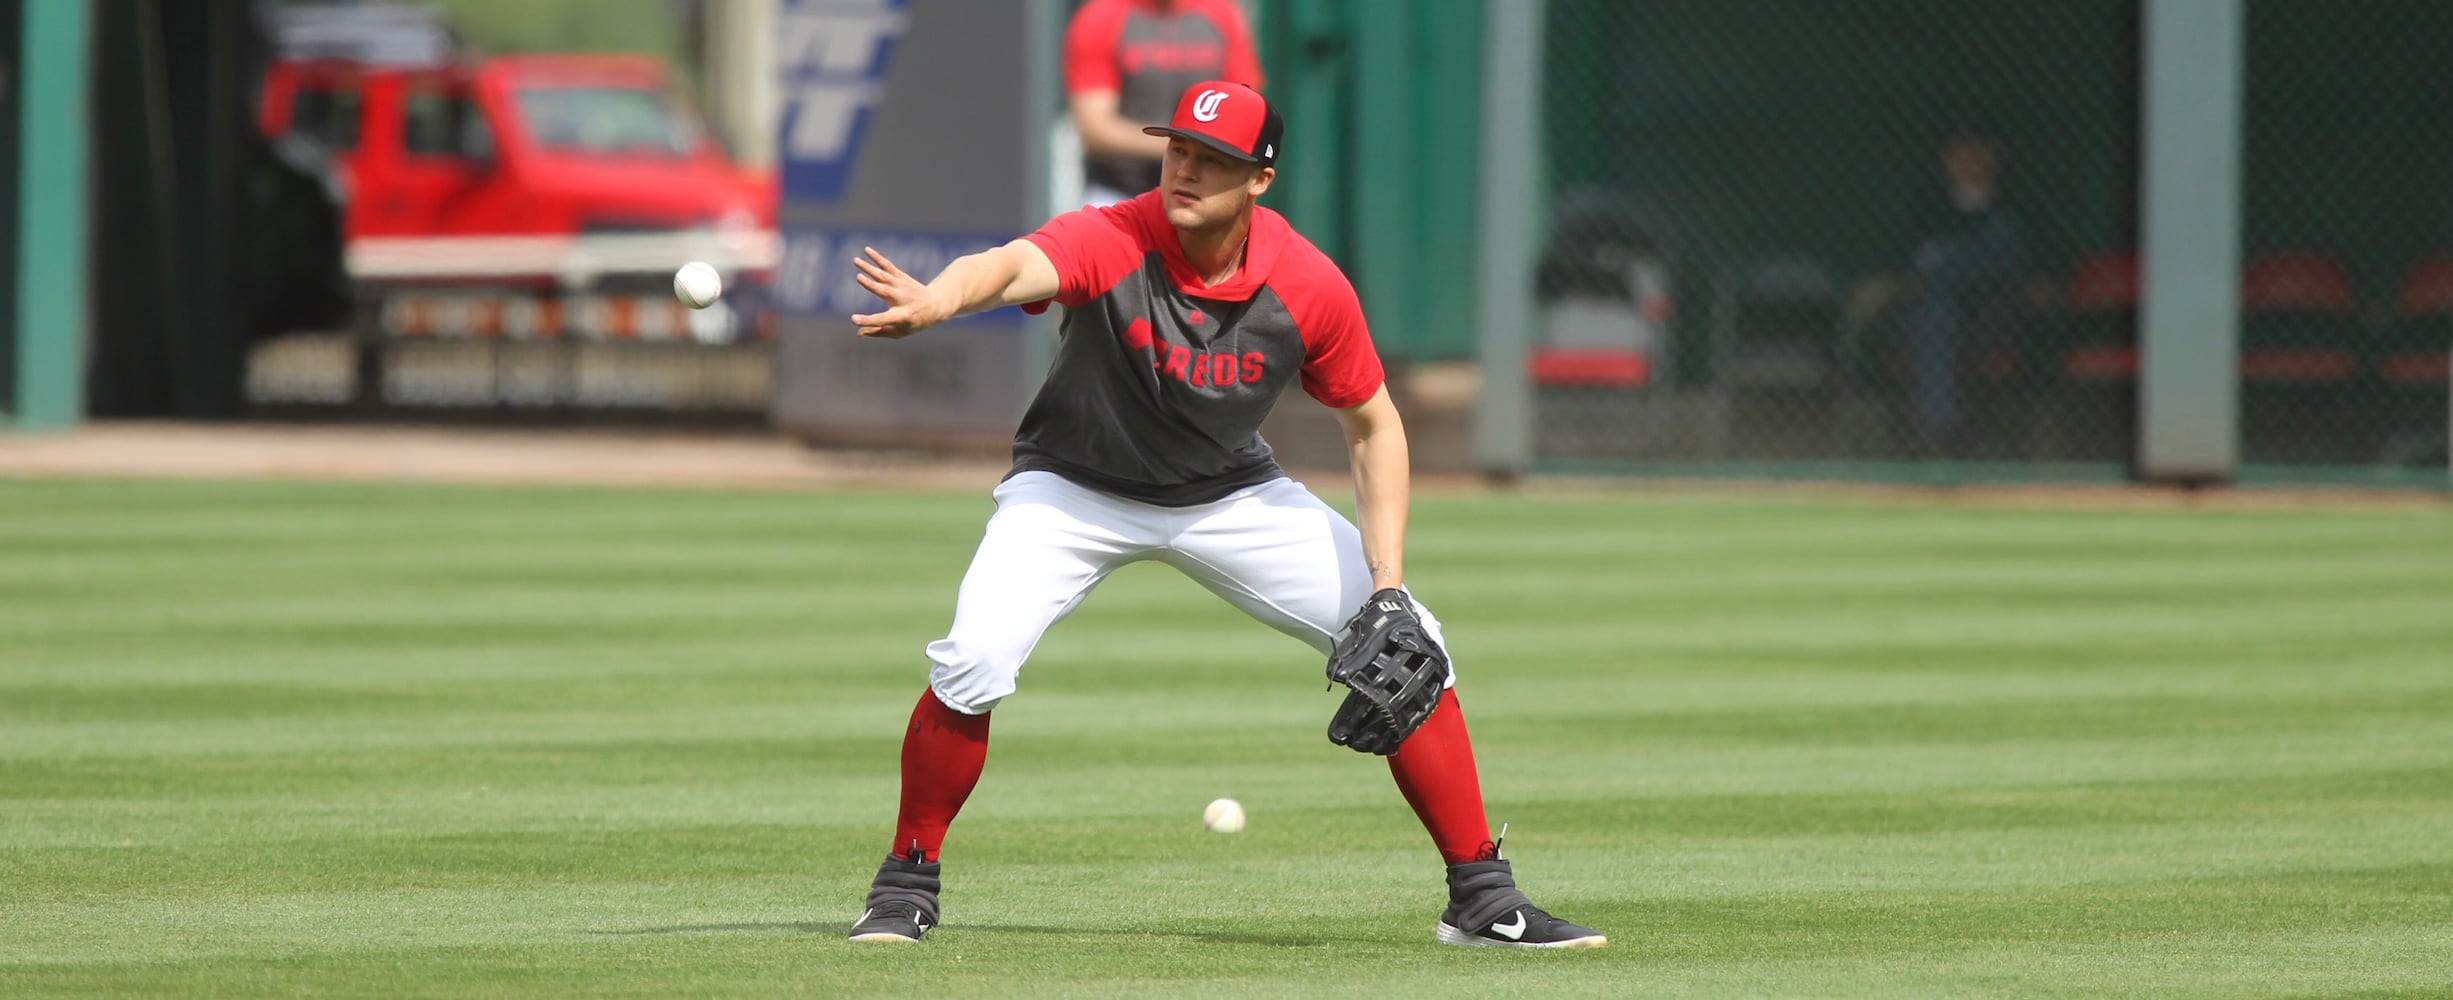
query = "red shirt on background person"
xmin=1065 ymin=0 xmax=1264 ymax=205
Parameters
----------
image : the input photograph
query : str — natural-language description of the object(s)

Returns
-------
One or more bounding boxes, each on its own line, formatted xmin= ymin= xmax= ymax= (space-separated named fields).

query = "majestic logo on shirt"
xmin=1186 ymin=310 xmax=1206 ymax=325
xmin=1192 ymin=89 xmax=1228 ymax=122
xmin=1121 ymin=41 xmax=1225 ymax=74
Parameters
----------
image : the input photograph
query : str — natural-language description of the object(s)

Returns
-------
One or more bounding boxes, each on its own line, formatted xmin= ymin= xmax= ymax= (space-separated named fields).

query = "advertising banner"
xmin=770 ymin=0 xmax=1055 ymax=443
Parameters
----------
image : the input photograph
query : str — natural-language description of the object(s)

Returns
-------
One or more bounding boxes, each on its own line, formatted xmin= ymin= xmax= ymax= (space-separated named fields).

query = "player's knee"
xmin=925 ymin=637 xmax=1020 ymax=715
xmin=1401 ymin=600 xmax=1461 ymax=677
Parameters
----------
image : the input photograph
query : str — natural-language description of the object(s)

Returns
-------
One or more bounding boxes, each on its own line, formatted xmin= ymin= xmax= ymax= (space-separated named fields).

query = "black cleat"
xmin=1435 ymin=859 xmax=1606 ymax=949
xmin=847 ymin=850 xmax=940 ymax=943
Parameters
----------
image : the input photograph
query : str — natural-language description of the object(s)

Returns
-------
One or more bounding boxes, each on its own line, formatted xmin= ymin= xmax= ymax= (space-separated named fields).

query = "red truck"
xmin=256 ymin=52 xmax=777 ymax=348
xmin=259 ymin=53 xmax=775 ymax=242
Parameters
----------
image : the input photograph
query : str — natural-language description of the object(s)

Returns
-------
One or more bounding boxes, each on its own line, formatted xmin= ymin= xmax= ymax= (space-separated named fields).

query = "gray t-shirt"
xmin=1015 ymin=191 xmax=1385 ymax=506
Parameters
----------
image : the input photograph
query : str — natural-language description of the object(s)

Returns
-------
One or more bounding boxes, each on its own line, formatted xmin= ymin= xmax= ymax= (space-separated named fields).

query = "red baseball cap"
xmin=1142 ymin=81 xmax=1282 ymax=168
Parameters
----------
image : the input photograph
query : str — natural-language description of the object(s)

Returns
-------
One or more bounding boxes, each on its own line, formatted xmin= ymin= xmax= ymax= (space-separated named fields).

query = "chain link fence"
xmin=1531 ymin=0 xmax=2453 ymax=485
xmin=2240 ymin=0 xmax=2451 ymax=480
xmin=1533 ymin=0 xmax=2141 ymax=477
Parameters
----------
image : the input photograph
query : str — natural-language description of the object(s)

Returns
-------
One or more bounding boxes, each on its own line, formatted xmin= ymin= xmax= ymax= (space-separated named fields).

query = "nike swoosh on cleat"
xmin=1491 ymin=911 xmax=1527 ymax=940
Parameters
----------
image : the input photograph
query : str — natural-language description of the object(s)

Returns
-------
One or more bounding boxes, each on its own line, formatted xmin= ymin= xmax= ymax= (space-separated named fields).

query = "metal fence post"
xmin=2138 ymin=0 xmax=2244 ymax=483
xmin=11 ymin=0 xmax=91 ymax=430
xmin=1474 ymin=0 xmax=1540 ymax=479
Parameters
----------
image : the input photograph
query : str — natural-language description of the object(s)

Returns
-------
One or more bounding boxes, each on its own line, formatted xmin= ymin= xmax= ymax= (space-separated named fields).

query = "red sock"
xmin=1387 ymin=688 xmax=1498 ymax=865
xmin=890 ymin=687 xmax=991 ymax=863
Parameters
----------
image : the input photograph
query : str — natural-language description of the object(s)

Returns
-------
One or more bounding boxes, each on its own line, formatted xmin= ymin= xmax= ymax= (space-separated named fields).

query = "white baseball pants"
xmin=925 ymin=470 xmax=1454 ymax=714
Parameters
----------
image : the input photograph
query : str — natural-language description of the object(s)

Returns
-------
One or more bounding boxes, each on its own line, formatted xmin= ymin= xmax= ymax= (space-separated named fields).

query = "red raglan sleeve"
xmin=1210 ymin=1 xmax=1265 ymax=90
xmin=1288 ymin=259 xmax=1386 ymax=408
xmin=1021 ymin=199 xmax=1149 ymax=311
xmin=1064 ymin=0 xmax=1127 ymax=97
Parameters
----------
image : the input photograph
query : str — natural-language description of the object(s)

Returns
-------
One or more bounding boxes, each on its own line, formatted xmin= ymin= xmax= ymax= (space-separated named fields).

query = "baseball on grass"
xmin=1203 ymin=797 xmax=1246 ymax=834
xmin=673 ymin=261 xmax=723 ymax=309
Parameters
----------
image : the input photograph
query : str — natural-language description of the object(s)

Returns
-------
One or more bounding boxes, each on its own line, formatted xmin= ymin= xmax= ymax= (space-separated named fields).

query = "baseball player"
xmin=841 ymin=81 xmax=1605 ymax=950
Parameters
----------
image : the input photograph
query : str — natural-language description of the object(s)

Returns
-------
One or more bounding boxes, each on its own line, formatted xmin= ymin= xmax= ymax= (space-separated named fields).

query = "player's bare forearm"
xmin=931 ymin=242 xmax=1061 ymax=317
xmin=1070 ymin=92 xmax=1169 ymax=161
xmin=852 ymin=240 xmax=1059 ymax=339
xmin=1335 ymin=385 xmax=1411 ymax=591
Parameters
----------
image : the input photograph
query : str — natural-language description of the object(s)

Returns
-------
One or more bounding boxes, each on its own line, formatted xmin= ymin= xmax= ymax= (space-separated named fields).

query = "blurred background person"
xmin=1847 ymin=128 xmax=2033 ymax=455
xmin=1063 ymin=0 xmax=1262 ymax=207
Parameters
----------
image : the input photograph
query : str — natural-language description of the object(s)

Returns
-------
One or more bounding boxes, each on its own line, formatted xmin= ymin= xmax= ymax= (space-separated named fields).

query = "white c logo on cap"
xmin=1191 ymin=89 xmax=1228 ymax=122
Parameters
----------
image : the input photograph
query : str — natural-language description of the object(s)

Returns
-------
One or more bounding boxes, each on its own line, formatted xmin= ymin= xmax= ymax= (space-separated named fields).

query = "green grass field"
xmin=4 ymin=477 xmax=2451 ymax=998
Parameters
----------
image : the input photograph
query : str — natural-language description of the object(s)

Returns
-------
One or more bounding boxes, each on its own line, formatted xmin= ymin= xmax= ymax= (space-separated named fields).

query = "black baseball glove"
xmin=1324 ymin=588 xmax=1451 ymax=755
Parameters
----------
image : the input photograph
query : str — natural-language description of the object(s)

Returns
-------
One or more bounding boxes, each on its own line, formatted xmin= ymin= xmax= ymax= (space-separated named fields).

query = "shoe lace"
xmin=1470 ymin=822 xmax=1510 ymax=863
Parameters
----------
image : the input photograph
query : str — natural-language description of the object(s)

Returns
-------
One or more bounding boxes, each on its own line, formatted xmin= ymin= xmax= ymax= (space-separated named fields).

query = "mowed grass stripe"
xmin=13 ymin=755 xmax=2453 ymax=899
xmin=1 ymin=477 xmax=2449 ymax=997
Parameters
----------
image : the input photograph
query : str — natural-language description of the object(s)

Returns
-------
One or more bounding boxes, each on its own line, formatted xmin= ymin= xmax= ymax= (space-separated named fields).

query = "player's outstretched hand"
xmin=849 ymin=246 xmax=945 ymax=339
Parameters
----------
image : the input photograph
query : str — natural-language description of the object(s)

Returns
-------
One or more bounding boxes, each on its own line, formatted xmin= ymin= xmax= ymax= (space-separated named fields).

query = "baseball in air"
xmin=673 ymin=261 xmax=723 ymax=309
xmin=1203 ymin=798 xmax=1246 ymax=834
